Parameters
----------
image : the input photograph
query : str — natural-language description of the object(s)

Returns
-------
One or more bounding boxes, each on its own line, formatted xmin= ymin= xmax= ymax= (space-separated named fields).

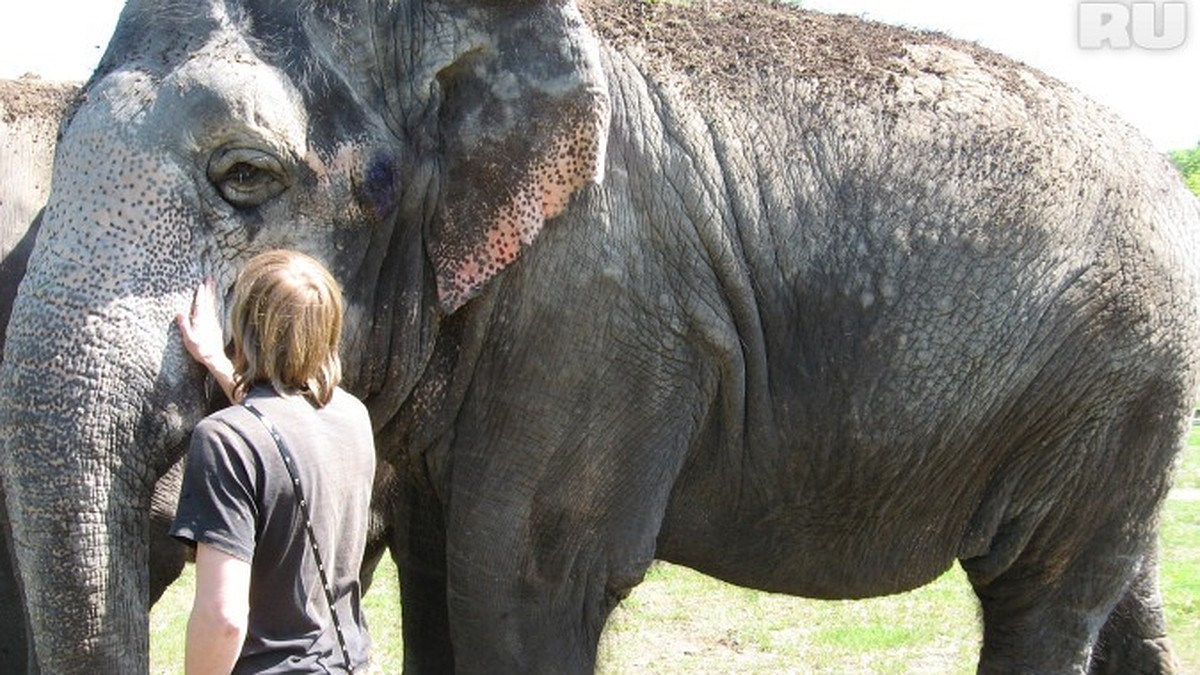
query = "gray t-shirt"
xmin=171 ymin=385 xmax=376 ymax=673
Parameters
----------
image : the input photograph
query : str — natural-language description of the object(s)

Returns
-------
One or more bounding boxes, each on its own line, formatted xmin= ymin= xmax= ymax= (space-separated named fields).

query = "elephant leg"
xmin=0 ymin=465 xmax=187 ymax=673
xmin=1088 ymin=544 xmax=1180 ymax=675
xmin=445 ymin=505 xmax=650 ymax=674
xmin=967 ymin=546 xmax=1122 ymax=672
xmin=0 ymin=485 xmax=37 ymax=674
xmin=443 ymin=433 xmax=681 ymax=675
xmin=358 ymin=526 xmax=388 ymax=594
xmin=965 ymin=506 xmax=1169 ymax=674
xmin=148 ymin=461 xmax=188 ymax=604
xmin=963 ymin=400 xmax=1187 ymax=675
xmin=360 ymin=460 xmax=403 ymax=594
xmin=396 ymin=480 xmax=455 ymax=673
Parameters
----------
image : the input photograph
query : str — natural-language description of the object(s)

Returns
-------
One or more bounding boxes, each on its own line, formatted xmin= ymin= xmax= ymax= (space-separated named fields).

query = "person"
xmin=171 ymin=250 xmax=376 ymax=674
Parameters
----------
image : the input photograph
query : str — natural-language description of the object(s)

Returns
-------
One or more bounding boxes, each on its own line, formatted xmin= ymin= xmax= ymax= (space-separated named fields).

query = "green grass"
xmin=149 ymin=568 xmax=193 ymax=674
xmin=1160 ymin=499 xmax=1200 ymax=670
xmin=597 ymin=562 xmax=981 ymax=674
xmin=1177 ymin=424 xmax=1200 ymax=489
xmin=150 ymin=436 xmax=1200 ymax=673
xmin=360 ymin=557 xmax=405 ymax=673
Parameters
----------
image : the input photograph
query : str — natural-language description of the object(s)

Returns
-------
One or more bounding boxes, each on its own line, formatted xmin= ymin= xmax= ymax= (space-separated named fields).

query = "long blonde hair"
xmin=229 ymin=250 xmax=344 ymax=407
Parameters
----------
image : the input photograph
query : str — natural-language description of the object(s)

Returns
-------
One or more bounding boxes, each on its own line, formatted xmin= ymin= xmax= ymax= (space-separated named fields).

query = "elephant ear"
xmin=428 ymin=1 xmax=610 ymax=314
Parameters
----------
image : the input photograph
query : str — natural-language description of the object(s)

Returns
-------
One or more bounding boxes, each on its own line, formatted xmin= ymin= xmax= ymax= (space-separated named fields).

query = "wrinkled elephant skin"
xmin=2 ymin=1 xmax=1199 ymax=674
xmin=0 ymin=78 xmax=196 ymax=673
xmin=0 ymin=77 xmax=77 ymax=674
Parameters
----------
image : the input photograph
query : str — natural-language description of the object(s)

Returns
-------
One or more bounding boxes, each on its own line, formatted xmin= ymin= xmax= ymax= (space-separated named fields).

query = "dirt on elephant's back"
xmin=0 ymin=77 xmax=81 ymax=126
xmin=582 ymin=0 xmax=1056 ymax=105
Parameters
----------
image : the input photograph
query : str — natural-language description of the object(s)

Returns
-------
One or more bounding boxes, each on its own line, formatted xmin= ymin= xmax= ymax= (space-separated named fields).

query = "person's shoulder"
xmin=187 ymin=407 xmax=260 ymax=463
xmin=329 ymin=388 xmax=374 ymax=445
xmin=193 ymin=405 xmax=258 ymax=442
xmin=330 ymin=387 xmax=369 ymax=415
xmin=203 ymin=403 xmax=253 ymax=425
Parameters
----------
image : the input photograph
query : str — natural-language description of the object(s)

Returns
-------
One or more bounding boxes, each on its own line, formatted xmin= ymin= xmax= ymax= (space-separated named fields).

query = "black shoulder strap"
xmin=243 ymin=402 xmax=355 ymax=673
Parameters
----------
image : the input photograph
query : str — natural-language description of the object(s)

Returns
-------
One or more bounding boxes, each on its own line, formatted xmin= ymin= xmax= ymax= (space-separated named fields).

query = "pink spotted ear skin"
xmin=435 ymin=110 xmax=608 ymax=314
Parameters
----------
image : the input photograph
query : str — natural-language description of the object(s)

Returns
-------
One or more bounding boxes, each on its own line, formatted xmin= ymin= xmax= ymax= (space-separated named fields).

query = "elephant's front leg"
xmin=444 ymin=480 xmax=645 ymax=674
xmin=442 ymin=421 xmax=693 ymax=674
xmin=395 ymin=474 xmax=455 ymax=673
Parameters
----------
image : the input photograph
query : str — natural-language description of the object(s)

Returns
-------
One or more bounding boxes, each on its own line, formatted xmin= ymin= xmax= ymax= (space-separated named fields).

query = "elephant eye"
xmin=208 ymin=146 xmax=290 ymax=208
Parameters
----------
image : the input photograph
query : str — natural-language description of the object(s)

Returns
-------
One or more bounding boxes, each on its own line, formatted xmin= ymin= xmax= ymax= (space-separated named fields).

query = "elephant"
xmin=0 ymin=75 xmax=406 ymax=672
xmin=2 ymin=0 xmax=1200 ymax=673
xmin=0 ymin=78 xmax=77 ymax=350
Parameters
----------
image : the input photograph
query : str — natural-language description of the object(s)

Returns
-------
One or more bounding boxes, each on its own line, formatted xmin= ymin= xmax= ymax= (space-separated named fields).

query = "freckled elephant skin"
xmin=0 ymin=76 xmax=75 ymax=675
xmin=3 ymin=1 xmax=1200 ymax=674
xmin=0 ymin=78 xmax=196 ymax=674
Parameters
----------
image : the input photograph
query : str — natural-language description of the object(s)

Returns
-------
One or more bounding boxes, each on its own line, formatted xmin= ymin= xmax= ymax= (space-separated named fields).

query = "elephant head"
xmin=0 ymin=0 xmax=609 ymax=670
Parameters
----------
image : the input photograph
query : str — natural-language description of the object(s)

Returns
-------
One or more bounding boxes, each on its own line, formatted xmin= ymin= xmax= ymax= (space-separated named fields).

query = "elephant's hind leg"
xmin=964 ymin=509 xmax=1179 ymax=675
xmin=968 ymin=566 xmax=1104 ymax=673
xmin=962 ymin=380 xmax=1188 ymax=674
xmin=1088 ymin=546 xmax=1180 ymax=675
xmin=962 ymin=488 xmax=1171 ymax=674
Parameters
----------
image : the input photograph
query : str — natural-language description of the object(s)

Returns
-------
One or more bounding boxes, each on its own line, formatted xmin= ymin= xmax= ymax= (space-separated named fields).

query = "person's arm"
xmin=177 ymin=278 xmax=238 ymax=401
xmin=185 ymin=543 xmax=251 ymax=675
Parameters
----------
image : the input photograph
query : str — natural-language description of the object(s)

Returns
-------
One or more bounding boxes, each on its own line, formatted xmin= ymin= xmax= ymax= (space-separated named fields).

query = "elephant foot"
xmin=1090 ymin=636 xmax=1179 ymax=675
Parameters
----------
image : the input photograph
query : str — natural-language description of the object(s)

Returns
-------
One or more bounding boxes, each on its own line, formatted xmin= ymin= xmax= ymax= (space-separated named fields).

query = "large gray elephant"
xmin=0 ymin=78 xmax=77 ymax=349
xmin=2 ymin=0 xmax=1199 ymax=673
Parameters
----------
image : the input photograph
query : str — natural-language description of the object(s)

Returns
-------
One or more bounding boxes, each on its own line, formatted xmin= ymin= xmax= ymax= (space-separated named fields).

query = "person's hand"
xmin=177 ymin=279 xmax=237 ymax=401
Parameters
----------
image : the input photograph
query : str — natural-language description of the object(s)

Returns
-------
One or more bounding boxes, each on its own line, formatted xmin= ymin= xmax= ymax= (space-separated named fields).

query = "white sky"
xmin=0 ymin=0 xmax=1195 ymax=150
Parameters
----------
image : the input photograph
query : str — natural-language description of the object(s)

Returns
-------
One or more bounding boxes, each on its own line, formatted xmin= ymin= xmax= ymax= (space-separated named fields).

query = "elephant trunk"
xmin=1 ymin=439 xmax=150 ymax=672
xmin=0 ymin=264 xmax=200 ymax=672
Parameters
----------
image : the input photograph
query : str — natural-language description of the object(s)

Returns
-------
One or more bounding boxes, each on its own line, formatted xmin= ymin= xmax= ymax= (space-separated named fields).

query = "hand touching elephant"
xmin=2 ymin=1 xmax=1199 ymax=674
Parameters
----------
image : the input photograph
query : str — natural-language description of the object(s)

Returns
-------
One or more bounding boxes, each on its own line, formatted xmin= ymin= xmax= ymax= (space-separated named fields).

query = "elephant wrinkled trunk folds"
xmin=0 ymin=293 xmax=190 ymax=671
xmin=0 ymin=83 xmax=205 ymax=671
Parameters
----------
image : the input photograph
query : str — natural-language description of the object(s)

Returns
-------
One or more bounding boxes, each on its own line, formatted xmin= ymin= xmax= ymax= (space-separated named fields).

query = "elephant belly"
xmin=656 ymin=475 xmax=968 ymax=601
